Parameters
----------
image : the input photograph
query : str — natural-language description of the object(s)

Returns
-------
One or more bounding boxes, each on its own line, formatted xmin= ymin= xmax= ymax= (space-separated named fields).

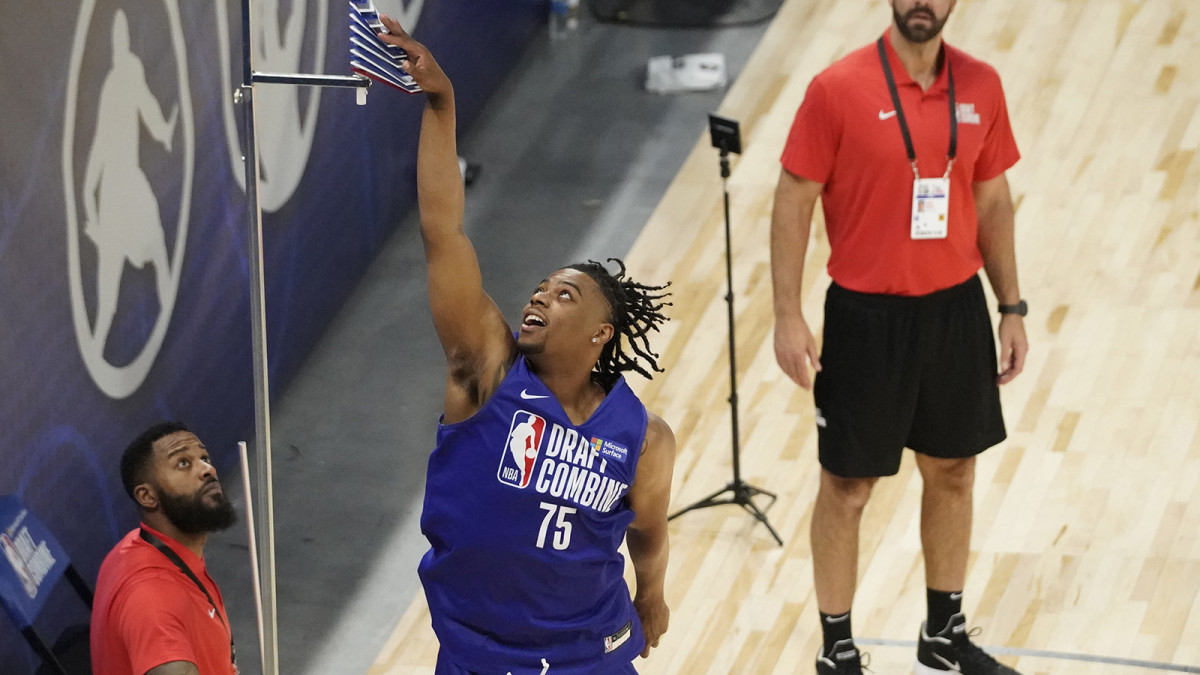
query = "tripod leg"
xmin=668 ymin=483 xmax=738 ymax=520
xmin=669 ymin=480 xmax=785 ymax=545
xmin=743 ymin=484 xmax=778 ymax=508
xmin=730 ymin=480 xmax=784 ymax=545
xmin=739 ymin=496 xmax=784 ymax=546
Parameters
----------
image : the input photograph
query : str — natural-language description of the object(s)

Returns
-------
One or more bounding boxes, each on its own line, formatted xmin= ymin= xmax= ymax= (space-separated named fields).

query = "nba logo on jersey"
xmin=497 ymin=411 xmax=546 ymax=489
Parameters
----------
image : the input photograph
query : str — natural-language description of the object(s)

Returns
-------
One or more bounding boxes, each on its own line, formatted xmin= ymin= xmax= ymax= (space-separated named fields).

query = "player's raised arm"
xmin=378 ymin=16 xmax=513 ymax=417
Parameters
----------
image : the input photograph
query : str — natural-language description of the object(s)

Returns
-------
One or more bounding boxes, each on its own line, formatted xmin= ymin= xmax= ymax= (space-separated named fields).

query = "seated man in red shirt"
xmin=91 ymin=422 xmax=240 ymax=675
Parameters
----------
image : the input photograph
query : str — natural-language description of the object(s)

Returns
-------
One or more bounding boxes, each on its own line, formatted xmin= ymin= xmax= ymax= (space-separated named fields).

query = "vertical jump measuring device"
xmin=233 ymin=1 xmax=370 ymax=674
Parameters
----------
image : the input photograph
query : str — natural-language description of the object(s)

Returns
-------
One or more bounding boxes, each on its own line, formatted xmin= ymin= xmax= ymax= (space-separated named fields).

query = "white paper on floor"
xmin=645 ymin=53 xmax=728 ymax=94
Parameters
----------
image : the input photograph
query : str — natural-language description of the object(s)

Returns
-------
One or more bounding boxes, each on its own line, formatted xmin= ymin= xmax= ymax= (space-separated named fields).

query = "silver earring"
xmin=591 ymin=337 xmax=598 ymax=343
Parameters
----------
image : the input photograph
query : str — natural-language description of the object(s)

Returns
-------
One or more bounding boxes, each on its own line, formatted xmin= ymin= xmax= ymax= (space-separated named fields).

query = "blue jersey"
xmin=418 ymin=355 xmax=648 ymax=674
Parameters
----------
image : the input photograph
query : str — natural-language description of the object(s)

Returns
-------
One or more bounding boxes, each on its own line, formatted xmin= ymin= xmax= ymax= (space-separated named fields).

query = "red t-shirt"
xmin=91 ymin=524 xmax=236 ymax=675
xmin=781 ymin=30 xmax=1020 ymax=296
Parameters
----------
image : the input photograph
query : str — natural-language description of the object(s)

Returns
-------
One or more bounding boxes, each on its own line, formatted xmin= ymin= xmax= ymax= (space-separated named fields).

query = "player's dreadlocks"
xmin=566 ymin=258 xmax=672 ymax=383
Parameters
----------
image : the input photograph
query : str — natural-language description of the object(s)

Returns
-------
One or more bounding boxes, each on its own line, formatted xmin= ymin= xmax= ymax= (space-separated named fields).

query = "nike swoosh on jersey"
xmin=520 ymin=389 xmax=550 ymax=400
xmin=879 ymin=109 xmax=898 ymax=120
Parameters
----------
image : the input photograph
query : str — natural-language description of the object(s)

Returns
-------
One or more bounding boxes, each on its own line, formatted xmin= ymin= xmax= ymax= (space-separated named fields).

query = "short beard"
xmin=893 ymin=6 xmax=950 ymax=44
xmin=156 ymin=483 xmax=238 ymax=534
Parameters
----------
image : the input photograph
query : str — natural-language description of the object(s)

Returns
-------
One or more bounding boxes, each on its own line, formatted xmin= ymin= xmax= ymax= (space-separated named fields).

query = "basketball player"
xmin=378 ymin=16 xmax=677 ymax=675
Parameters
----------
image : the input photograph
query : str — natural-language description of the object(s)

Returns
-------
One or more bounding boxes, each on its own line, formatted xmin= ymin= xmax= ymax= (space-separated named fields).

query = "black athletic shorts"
xmin=813 ymin=274 xmax=1006 ymax=478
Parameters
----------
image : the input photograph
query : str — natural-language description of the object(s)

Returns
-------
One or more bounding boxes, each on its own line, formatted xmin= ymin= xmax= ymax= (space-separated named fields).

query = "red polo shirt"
xmin=91 ymin=524 xmax=235 ymax=675
xmin=782 ymin=30 xmax=1020 ymax=296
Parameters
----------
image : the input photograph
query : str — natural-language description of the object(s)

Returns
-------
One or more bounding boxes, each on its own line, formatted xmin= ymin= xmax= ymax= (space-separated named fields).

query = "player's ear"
xmin=594 ymin=323 xmax=615 ymax=345
xmin=134 ymin=483 xmax=158 ymax=511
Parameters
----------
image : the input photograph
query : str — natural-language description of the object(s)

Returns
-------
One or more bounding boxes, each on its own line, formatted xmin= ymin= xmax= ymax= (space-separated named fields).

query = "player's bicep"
xmin=628 ymin=413 xmax=677 ymax=532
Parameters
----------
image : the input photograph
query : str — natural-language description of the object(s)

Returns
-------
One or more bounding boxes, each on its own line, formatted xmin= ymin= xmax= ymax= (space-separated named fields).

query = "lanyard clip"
xmin=942 ymin=157 xmax=955 ymax=179
xmin=910 ymin=161 xmax=921 ymax=181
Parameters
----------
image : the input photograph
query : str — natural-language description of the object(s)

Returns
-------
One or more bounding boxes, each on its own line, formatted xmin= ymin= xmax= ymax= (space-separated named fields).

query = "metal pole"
xmin=239 ymin=442 xmax=267 ymax=669
xmin=239 ymin=1 xmax=279 ymax=673
xmin=233 ymin=5 xmax=371 ymax=672
xmin=719 ymin=151 xmax=742 ymax=486
xmin=253 ymin=72 xmax=369 ymax=88
xmin=238 ymin=80 xmax=280 ymax=675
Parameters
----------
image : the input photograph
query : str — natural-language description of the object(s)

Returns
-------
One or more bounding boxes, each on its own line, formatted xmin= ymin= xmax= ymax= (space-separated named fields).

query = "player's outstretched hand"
xmin=635 ymin=595 xmax=669 ymax=658
xmin=376 ymin=14 xmax=452 ymax=101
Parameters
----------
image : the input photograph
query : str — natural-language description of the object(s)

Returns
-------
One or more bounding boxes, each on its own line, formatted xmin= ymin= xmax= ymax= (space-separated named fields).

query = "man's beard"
xmin=893 ymin=6 xmax=950 ymax=43
xmin=157 ymin=482 xmax=238 ymax=534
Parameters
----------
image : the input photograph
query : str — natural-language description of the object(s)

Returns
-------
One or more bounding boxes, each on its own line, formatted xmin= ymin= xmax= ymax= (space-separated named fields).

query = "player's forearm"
xmin=417 ymin=92 xmax=465 ymax=240
xmin=627 ymin=524 xmax=669 ymax=602
xmin=976 ymin=195 xmax=1020 ymax=305
xmin=770 ymin=188 xmax=815 ymax=321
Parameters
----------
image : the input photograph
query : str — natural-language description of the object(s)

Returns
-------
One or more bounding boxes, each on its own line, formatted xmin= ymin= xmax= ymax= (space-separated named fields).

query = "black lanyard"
xmin=140 ymin=527 xmax=237 ymax=667
xmin=876 ymin=37 xmax=957 ymax=178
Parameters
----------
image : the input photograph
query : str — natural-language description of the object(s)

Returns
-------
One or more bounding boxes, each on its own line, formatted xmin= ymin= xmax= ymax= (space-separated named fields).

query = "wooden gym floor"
xmin=370 ymin=0 xmax=1200 ymax=672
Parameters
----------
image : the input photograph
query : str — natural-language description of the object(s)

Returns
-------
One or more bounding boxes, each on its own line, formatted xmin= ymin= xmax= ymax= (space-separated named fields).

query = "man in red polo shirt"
xmin=91 ymin=422 xmax=239 ymax=675
xmin=771 ymin=1 xmax=1028 ymax=674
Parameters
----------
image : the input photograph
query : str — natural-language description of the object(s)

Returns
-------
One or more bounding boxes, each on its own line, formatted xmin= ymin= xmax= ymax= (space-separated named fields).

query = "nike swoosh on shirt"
xmin=520 ymin=389 xmax=550 ymax=400
xmin=879 ymin=109 xmax=898 ymax=120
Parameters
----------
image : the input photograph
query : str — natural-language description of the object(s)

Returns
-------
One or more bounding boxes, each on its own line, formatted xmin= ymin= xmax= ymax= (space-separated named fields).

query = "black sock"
xmin=926 ymin=588 xmax=963 ymax=634
xmin=819 ymin=610 xmax=853 ymax=655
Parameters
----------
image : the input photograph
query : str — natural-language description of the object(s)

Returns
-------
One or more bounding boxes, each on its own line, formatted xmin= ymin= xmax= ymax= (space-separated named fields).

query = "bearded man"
xmin=91 ymin=422 xmax=240 ymax=675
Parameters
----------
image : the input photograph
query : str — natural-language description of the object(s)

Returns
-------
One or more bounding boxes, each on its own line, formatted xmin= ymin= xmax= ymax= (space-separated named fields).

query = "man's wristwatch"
xmin=997 ymin=299 xmax=1028 ymax=317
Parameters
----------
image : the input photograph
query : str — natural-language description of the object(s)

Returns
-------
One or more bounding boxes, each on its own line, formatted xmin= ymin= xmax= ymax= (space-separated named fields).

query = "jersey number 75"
xmin=536 ymin=502 xmax=576 ymax=550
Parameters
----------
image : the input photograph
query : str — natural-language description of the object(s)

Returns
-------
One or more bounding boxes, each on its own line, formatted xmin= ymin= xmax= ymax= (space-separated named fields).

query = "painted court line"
xmin=855 ymin=638 xmax=1200 ymax=673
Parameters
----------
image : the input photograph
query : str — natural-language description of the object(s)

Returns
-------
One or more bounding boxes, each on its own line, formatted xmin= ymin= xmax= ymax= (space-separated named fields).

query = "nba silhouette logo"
xmin=497 ymin=411 xmax=546 ymax=488
xmin=1 ymin=532 xmax=38 ymax=599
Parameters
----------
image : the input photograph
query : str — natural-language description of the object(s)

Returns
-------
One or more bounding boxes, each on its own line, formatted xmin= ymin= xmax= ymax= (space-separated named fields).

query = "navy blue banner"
xmin=0 ymin=0 xmax=541 ymax=669
xmin=0 ymin=496 xmax=72 ymax=630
